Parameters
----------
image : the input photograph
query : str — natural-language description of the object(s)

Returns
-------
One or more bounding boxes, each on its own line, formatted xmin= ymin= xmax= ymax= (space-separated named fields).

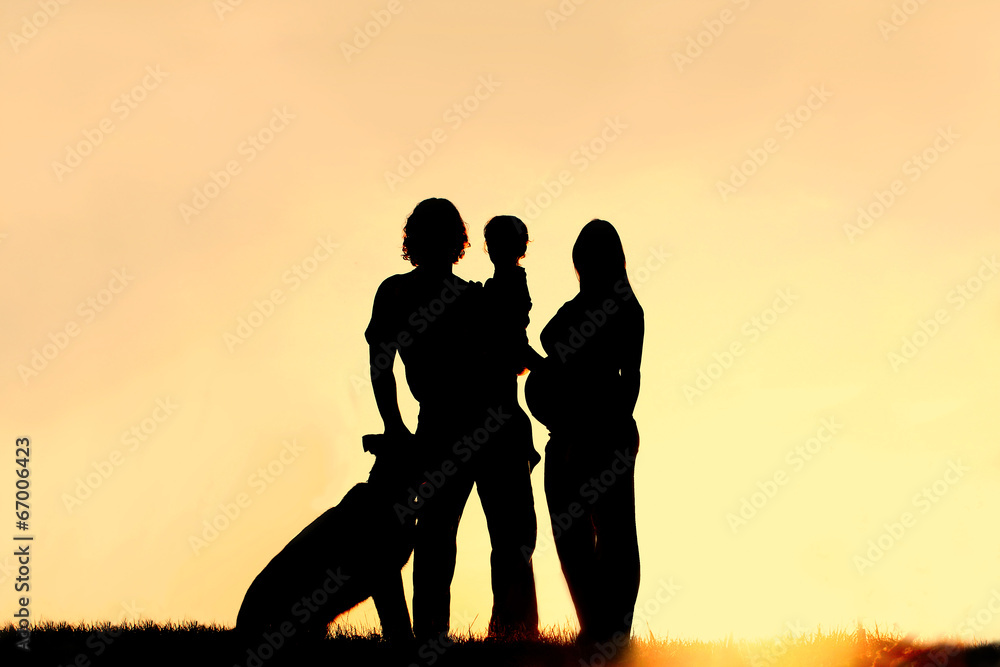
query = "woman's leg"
xmin=544 ymin=437 xmax=600 ymax=640
xmin=591 ymin=431 xmax=641 ymax=642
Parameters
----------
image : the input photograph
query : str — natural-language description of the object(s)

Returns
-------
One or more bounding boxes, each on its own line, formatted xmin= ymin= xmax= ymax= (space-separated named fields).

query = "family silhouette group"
xmin=236 ymin=198 xmax=644 ymax=653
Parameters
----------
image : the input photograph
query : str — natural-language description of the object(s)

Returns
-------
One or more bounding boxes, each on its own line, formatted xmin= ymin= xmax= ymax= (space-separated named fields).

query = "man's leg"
xmin=411 ymin=461 xmax=474 ymax=640
xmin=477 ymin=453 xmax=539 ymax=639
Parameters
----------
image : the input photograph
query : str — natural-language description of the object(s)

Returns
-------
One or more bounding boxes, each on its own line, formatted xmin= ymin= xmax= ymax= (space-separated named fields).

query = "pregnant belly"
xmin=525 ymin=364 xmax=622 ymax=429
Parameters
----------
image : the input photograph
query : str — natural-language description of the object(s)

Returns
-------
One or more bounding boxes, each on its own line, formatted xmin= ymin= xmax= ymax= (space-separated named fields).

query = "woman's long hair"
xmin=572 ymin=219 xmax=632 ymax=296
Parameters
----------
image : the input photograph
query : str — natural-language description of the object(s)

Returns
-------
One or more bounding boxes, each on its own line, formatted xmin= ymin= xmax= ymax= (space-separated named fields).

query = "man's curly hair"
xmin=401 ymin=198 xmax=470 ymax=266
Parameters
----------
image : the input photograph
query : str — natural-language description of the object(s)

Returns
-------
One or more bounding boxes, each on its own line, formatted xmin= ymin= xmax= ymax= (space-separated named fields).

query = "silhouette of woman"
xmin=525 ymin=220 xmax=644 ymax=647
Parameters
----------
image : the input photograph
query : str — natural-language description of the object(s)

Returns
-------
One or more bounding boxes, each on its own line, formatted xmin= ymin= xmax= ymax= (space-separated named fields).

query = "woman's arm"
xmin=523 ymin=344 xmax=546 ymax=371
xmin=620 ymin=310 xmax=644 ymax=416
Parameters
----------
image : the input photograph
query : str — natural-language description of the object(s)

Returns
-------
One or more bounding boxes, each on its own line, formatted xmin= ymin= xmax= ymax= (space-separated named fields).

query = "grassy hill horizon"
xmin=4 ymin=620 xmax=1000 ymax=667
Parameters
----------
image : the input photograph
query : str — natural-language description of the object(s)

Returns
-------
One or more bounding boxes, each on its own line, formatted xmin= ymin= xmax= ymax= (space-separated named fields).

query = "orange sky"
xmin=2 ymin=0 xmax=999 ymax=642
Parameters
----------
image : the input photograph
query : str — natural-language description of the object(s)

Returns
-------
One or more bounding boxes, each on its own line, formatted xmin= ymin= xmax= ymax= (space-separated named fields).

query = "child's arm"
xmin=513 ymin=266 xmax=531 ymax=330
xmin=503 ymin=267 xmax=533 ymax=372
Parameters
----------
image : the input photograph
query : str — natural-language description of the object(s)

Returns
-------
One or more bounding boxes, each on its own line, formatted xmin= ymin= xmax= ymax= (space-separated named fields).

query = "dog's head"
xmin=361 ymin=433 xmax=422 ymax=502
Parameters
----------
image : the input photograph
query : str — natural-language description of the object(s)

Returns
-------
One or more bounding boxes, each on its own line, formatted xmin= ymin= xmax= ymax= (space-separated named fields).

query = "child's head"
xmin=483 ymin=216 xmax=529 ymax=266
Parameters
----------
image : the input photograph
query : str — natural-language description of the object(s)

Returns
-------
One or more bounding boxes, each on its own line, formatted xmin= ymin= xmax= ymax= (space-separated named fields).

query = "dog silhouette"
xmin=236 ymin=434 xmax=418 ymax=645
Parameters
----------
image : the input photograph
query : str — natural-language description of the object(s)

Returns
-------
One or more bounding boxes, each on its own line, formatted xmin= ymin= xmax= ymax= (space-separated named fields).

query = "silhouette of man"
xmin=365 ymin=199 xmax=538 ymax=640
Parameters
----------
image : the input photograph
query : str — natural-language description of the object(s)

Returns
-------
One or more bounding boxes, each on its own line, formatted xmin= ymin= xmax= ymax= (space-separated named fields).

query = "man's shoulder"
xmin=373 ymin=272 xmax=415 ymax=300
xmin=381 ymin=270 xmax=479 ymax=287
xmin=374 ymin=271 xmax=482 ymax=312
xmin=376 ymin=272 xmax=411 ymax=288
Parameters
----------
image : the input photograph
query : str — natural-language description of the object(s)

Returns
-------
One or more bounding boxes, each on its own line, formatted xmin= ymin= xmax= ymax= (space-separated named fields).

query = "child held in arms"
xmin=480 ymin=215 xmax=541 ymax=469
xmin=483 ymin=215 xmax=535 ymax=386
xmin=476 ymin=214 xmax=541 ymax=638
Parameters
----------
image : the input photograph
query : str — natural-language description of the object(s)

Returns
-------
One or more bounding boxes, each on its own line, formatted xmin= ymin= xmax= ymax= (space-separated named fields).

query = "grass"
xmin=2 ymin=621 xmax=999 ymax=667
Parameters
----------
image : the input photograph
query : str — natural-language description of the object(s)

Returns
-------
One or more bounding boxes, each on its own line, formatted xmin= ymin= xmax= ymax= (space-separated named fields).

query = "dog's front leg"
xmin=372 ymin=571 xmax=413 ymax=642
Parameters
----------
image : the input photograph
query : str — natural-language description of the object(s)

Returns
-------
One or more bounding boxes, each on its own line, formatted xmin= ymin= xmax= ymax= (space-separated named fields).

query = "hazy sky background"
xmin=2 ymin=0 xmax=999 ymax=642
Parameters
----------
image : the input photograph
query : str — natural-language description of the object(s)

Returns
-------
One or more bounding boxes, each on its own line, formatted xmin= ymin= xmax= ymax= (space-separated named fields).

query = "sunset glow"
xmin=3 ymin=0 xmax=1000 ymax=645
